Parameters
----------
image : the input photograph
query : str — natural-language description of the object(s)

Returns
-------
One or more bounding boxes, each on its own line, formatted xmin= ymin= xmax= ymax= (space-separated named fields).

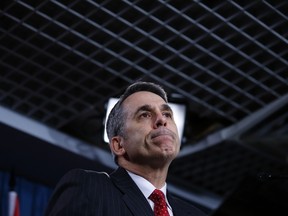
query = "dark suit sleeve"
xmin=44 ymin=169 xmax=110 ymax=216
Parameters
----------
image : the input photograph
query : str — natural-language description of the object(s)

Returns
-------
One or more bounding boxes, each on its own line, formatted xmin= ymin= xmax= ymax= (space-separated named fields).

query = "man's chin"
xmin=158 ymin=145 xmax=179 ymax=159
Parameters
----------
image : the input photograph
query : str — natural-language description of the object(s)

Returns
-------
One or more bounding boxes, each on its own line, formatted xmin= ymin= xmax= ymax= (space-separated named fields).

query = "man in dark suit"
xmin=45 ymin=81 xmax=206 ymax=216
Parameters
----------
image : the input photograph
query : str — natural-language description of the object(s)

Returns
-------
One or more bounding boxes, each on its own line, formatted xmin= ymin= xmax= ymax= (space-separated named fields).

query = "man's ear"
xmin=110 ymin=136 xmax=125 ymax=156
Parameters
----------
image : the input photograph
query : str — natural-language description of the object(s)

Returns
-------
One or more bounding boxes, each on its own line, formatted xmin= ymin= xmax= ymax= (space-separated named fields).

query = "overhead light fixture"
xmin=103 ymin=98 xmax=186 ymax=144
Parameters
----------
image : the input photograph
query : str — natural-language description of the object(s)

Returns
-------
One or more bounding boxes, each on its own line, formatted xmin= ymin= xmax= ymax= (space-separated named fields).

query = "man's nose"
xmin=154 ymin=113 xmax=167 ymax=128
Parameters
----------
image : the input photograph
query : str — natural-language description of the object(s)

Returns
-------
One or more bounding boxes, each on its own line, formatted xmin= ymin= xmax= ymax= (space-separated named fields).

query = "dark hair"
xmin=106 ymin=81 xmax=168 ymax=141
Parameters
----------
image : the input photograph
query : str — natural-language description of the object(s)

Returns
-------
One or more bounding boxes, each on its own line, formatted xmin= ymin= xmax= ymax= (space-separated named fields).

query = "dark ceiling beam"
xmin=178 ymin=92 xmax=288 ymax=158
xmin=0 ymin=105 xmax=116 ymax=169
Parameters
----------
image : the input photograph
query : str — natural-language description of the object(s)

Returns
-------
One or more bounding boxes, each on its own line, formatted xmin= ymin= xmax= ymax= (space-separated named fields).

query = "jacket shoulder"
xmin=45 ymin=169 xmax=112 ymax=216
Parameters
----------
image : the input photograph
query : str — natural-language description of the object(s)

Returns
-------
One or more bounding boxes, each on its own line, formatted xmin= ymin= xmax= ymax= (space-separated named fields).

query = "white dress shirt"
xmin=127 ymin=170 xmax=173 ymax=216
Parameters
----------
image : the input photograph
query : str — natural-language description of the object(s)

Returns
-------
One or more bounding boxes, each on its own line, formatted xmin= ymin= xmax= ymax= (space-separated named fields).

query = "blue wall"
xmin=0 ymin=171 xmax=53 ymax=216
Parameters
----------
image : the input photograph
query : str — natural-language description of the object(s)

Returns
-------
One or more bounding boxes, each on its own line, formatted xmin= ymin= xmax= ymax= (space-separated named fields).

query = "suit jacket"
xmin=45 ymin=167 xmax=206 ymax=216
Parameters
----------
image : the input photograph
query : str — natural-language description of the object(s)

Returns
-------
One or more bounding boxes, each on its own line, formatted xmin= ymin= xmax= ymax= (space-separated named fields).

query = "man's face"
xmin=119 ymin=91 xmax=180 ymax=167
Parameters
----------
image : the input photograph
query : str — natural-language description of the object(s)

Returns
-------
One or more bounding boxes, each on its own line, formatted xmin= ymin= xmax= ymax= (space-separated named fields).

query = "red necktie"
xmin=149 ymin=189 xmax=170 ymax=216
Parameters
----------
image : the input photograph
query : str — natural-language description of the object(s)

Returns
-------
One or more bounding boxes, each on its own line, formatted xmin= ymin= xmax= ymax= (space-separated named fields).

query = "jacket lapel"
xmin=110 ymin=167 xmax=154 ymax=216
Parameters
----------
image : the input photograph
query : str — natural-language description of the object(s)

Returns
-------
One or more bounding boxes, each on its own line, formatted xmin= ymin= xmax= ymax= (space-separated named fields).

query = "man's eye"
xmin=163 ymin=112 xmax=172 ymax=118
xmin=141 ymin=113 xmax=151 ymax=118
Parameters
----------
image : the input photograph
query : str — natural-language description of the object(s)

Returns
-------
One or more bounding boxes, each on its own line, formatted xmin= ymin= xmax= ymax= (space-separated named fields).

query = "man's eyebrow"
xmin=134 ymin=104 xmax=173 ymax=116
xmin=134 ymin=104 xmax=152 ymax=116
xmin=161 ymin=104 xmax=173 ymax=113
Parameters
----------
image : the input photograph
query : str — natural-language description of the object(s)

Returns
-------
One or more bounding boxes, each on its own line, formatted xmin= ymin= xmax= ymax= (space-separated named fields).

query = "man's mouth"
xmin=150 ymin=128 xmax=175 ymax=140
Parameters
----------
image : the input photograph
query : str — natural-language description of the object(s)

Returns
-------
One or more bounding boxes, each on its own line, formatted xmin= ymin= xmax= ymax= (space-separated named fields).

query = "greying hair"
xmin=106 ymin=81 xmax=168 ymax=142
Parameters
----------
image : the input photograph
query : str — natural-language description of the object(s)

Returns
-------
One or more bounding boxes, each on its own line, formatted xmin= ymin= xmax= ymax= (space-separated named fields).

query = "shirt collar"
xmin=127 ymin=170 xmax=172 ymax=209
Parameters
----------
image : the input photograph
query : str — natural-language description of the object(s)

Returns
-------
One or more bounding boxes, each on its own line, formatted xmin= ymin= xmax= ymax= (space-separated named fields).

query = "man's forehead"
xmin=124 ymin=93 xmax=172 ymax=116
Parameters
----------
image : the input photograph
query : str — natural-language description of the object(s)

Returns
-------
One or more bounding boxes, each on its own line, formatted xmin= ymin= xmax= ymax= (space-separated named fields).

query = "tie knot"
xmin=149 ymin=189 xmax=170 ymax=216
xmin=149 ymin=189 xmax=166 ymax=203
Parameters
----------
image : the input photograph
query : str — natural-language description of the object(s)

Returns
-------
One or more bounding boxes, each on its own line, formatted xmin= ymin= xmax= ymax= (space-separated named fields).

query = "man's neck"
xmin=121 ymin=163 xmax=169 ymax=188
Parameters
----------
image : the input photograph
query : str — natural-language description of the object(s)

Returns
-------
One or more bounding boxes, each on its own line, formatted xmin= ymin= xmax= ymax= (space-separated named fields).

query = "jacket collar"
xmin=110 ymin=167 xmax=154 ymax=216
